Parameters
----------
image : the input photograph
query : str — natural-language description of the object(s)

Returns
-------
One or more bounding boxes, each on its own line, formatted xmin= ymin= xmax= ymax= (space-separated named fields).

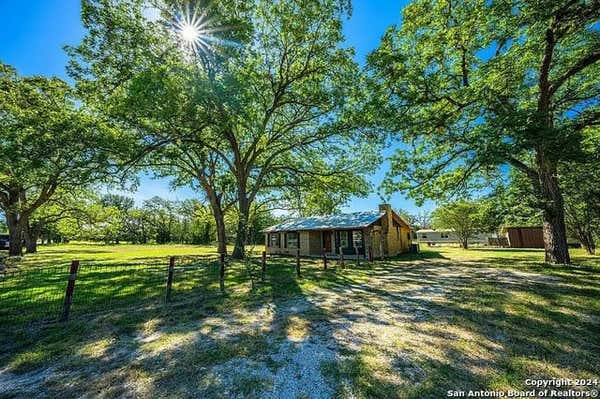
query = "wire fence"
xmin=0 ymin=265 xmax=70 ymax=325
xmin=0 ymin=250 xmax=364 ymax=328
xmin=0 ymin=255 xmax=226 ymax=327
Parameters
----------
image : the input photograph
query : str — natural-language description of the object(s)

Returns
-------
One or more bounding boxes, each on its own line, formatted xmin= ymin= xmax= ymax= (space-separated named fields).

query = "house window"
xmin=286 ymin=232 xmax=299 ymax=249
xmin=269 ymin=233 xmax=280 ymax=247
xmin=339 ymin=231 xmax=350 ymax=248
xmin=352 ymin=230 xmax=363 ymax=248
xmin=407 ymin=232 xmax=411 ymax=240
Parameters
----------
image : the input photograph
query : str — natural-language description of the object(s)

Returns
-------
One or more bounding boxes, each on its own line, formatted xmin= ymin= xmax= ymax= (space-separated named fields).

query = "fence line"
xmin=1 ymin=252 xmax=357 ymax=328
xmin=0 ymin=255 xmax=222 ymax=327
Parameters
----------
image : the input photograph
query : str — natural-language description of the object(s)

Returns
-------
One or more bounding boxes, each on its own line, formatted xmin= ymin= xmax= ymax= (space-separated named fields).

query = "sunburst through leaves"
xmin=170 ymin=1 xmax=230 ymax=58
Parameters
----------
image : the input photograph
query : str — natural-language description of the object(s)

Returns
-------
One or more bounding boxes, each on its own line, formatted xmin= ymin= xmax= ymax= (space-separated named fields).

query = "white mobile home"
xmin=416 ymin=229 xmax=489 ymax=245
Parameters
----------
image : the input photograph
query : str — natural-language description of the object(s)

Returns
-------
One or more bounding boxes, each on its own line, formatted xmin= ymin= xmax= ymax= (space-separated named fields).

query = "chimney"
xmin=378 ymin=203 xmax=392 ymax=215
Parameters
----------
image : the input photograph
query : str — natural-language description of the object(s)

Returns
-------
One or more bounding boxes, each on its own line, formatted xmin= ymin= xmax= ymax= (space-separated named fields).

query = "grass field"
xmin=0 ymin=243 xmax=232 ymax=326
xmin=1 ymin=244 xmax=599 ymax=398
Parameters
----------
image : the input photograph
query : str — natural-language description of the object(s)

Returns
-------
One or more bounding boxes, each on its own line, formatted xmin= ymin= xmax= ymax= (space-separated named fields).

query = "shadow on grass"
xmin=1 ymin=250 xmax=599 ymax=398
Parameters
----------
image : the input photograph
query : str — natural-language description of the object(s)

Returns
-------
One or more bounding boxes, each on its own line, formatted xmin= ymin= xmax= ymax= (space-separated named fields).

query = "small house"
xmin=263 ymin=204 xmax=411 ymax=258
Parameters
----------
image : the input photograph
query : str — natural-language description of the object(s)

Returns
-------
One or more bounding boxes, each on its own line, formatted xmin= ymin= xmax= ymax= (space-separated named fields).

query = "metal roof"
xmin=263 ymin=211 xmax=385 ymax=232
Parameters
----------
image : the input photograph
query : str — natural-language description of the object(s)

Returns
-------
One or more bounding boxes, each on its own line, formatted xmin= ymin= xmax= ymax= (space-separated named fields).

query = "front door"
xmin=323 ymin=231 xmax=332 ymax=252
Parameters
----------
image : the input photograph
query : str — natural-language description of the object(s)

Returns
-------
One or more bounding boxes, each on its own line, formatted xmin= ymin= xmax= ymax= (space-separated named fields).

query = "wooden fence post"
xmin=355 ymin=247 xmax=360 ymax=267
xmin=60 ymin=260 xmax=80 ymax=322
xmin=296 ymin=249 xmax=301 ymax=278
xmin=339 ymin=246 xmax=344 ymax=268
xmin=219 ymin=253 xmax=225 ymax=293
xmin=261 ymin=251 xmax=266 ymax=281
xmin=322 ymin=248 xmax=328 ymax=270
xmin=165 ymin=256 xmax=175 ymax=302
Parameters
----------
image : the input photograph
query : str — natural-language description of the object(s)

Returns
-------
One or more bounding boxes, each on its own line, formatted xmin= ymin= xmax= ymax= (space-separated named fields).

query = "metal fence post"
xmin=296 ymin=249 xmax=301 ymax=278
xmin=219 ymin=253 xmax=225 ymax=293
xmin=339 ymin=246 xmax=344 ymax=268
xmin=60 ymin=260 xmax=80 ymax=322
xmin=165 ymin=256 xmax=175 ymax=302
xmin=323 ymin=248 xmax=328 ymax=270
xmin=261 ymin=251 xmax=266 ymax=281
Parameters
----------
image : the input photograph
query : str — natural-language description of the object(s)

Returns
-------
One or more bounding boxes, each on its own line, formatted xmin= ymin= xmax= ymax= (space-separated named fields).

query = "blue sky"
xmin=0 ymin=0 xmax=434 ymax=214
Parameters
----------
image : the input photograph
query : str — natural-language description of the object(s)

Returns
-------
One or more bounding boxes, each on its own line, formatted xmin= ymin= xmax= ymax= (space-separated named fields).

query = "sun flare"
xmin=180 ymin=23 xmax=201 ymax=43
xmin=170 ymin=2 xmax=231 ymax=58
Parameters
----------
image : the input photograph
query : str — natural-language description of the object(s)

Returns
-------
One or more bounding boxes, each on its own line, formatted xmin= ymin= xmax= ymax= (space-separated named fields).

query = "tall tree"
xmin=207 ymin=0 xmax=378 ymax=258
xmin=68 ymin=0 xmax=246 ymax=254
xmin=370 ymin=0 xmax=600 ymax=263
xmin=432 ymin=200 xmax=483 ymax=249
xmin=142 ymin=196 xmax=179 ymax=243
xmin=69 ymin=0 xmax=378 ymax=259
xmin=0 ymin=63 xmax=116 ymax=256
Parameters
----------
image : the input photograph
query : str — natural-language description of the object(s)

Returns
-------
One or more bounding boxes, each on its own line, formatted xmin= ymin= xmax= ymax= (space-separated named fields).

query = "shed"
xmin=504 ymin=227 xmax=545 ymax=248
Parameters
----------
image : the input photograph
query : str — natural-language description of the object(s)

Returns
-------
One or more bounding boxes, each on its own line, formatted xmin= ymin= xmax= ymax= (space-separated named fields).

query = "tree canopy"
xmin=68 ymin=0 xmax=379 ymax=258
xmin=0 ymin=63 xmax=119 ymax=255
xmin=369 ymin=0 xmax=600 ymax=263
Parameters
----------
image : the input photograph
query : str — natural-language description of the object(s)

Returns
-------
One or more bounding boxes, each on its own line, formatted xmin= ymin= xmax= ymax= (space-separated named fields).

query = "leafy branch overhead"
xmin=369 ymin=0 xmax=600 ymax=263
xmin=68 ymin=0 xmax=381 ymax=258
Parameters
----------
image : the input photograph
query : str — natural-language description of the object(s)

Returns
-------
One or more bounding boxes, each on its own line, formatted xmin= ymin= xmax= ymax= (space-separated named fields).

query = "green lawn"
xmin=14 ymin=242 xmax=228 ymax=268
xmin=0 ymin=244 xmax=599 ymax=398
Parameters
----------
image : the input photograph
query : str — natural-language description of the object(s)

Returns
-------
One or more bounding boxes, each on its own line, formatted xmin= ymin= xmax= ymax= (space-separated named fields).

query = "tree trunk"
xmin=462 ymin=239 xmax=468 ymax=249
xmin=6 ymin=212 xmax=23 ymax=257
xmin=577 ymin=231 xmax=596 ymax=255
xmin=231 ymin=198 xmax=249 ymax=259
xmin=24 ymin=220 xmax=42 ymax=254
xmin=538 ymin=164 xmax=571 ymax=264
xmin=26 ymin=236 xmax=38 ymax=254
xmin=231 ymin=176 xmax=251 ymax=259
xmin=198 ymin=174 xmax=228 ymax=256
xmin=214 ymin=209 xmax=227 ymax=256
xmin=231 ymin=220 xmax=247 ymax=259
xmin=24 ymin=226 xmax=39 ymax=254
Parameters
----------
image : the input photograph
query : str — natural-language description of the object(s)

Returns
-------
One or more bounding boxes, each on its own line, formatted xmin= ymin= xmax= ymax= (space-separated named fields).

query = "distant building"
xmin=263 ymin=204 xmax=411 ymax=258
xmin=416 ymin=229 xmax=489 ymax=245
xmin=503 ymin=226 xmax=545 ymax=248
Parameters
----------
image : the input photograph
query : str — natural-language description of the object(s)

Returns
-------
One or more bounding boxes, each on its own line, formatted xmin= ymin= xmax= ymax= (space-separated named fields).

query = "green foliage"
xmin=39 ymin=192 xmax=277 ymax=246
xmin=560 ymin=160 xmax=600 ymax=253
xmin=68 ymin=0 xmax=380 ymax=257
xmin=0 ymin=64 xmax=118 ymax=196
xmin=488 ymin=171 xmax=544 ymax=228
xmin=0 ymin=62 xmax=123 ymax=254
xmin=397 ymin=209 xmax=432 ymax=231
xmin=431 ymin=200 xmax=484 ymax=248
xmin=370 ymin=0 xmax=600 ymax=203
xmin=369 ymin=0 xmax=600 ymax=263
